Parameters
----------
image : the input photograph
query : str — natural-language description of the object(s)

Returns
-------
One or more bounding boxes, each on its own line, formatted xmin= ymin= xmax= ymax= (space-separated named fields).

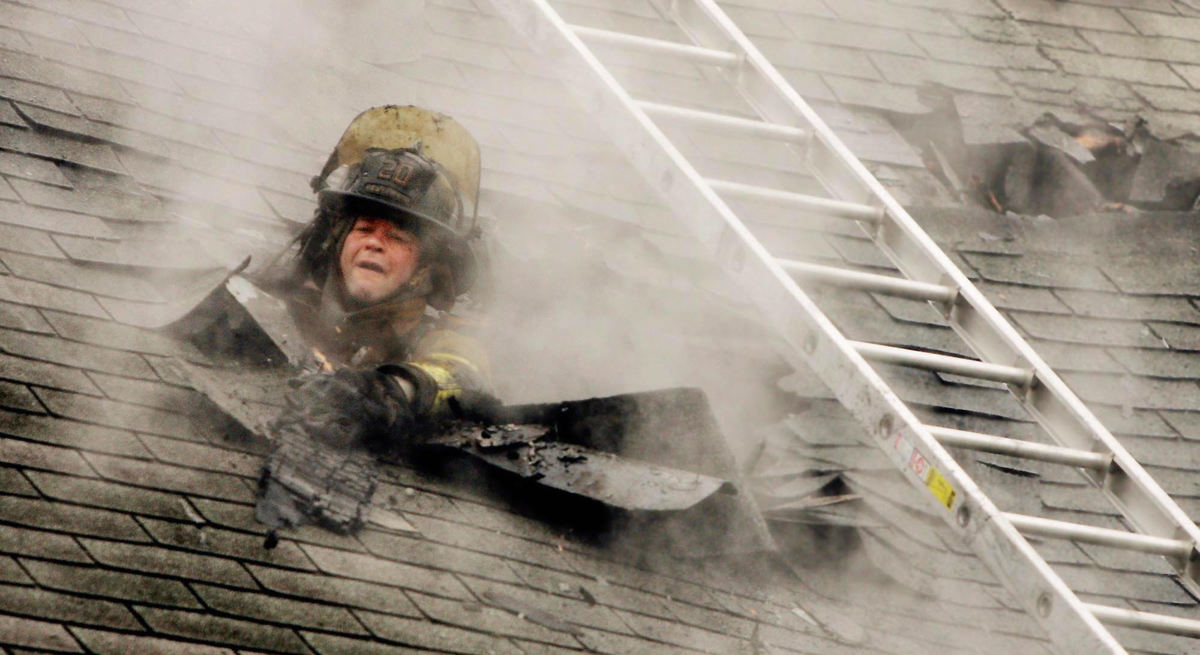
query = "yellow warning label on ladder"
xmin=926 ymin=468 xmax=956 ymax=510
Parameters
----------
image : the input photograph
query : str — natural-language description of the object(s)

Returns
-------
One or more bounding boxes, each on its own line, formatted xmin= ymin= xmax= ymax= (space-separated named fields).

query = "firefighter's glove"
xmin=280 ymin=369 xmax=416 ymax=450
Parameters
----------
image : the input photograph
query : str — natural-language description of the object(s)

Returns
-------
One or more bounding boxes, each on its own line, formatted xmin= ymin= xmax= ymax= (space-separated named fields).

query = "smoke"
xmin=25 ymin=1 xmax=802 ymax=496
xmin=22 ymin=1 xmax=1079 ymax=650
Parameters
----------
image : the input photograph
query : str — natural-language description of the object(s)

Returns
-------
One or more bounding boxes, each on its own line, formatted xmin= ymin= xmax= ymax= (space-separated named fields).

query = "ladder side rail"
xmin=487 ymin=1 xmax=1125 ymax=652
xmin=671 ymin=0 xmax=1200 ymax=578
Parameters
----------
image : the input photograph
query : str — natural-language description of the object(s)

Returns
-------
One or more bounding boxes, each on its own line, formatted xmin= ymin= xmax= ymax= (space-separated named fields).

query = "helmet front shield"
xmin=313 ymin=105 xmax=481 ymax=224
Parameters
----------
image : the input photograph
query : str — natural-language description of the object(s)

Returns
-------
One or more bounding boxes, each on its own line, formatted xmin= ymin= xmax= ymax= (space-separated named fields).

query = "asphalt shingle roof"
xmin=1 ymin=0 xmax=1199 ymax=653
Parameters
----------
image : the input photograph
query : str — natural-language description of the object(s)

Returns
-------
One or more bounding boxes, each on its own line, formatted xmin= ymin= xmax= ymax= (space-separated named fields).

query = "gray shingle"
xmin=1104 ymin=257 xmax=1200 ymax=292
xmin=425 ymin=4 xmax=529 ymax=44
xmin=21 ymin=558 xmax=201 ymax=608
xmin=81 ymin=374 xmax=201 ymax=420
xmin=1109 ymin=347 xmax=1200 ymax=379
xmin=870 ymin=52 xmax=1012 ymax=95
xmin=1133 ymin=84 xmax=1200 ymax=115
xmin=0 ymin=205 xmax=114 ymax=243
xmin=973 ymin=283 xmax=1069 ymax=314
xmin=617 ymin=608 xmax=748 ymax=653
xmin=82 ymin=451 xmax=253 ymax=502
xmin=52 ymin=234 xmax=222 ymax=271
xmin=1085 ymin=29 xmax=1200 ymax=67
xmin=1 ymin=254 xmax=165 ymax=304
xmin=0 ymin=0 xmax=92 ymax=40
xmin=26 ymin=0 xmax=140 ymax=31
xmin=0 ymin=150 xmax=71 ymax=188
xmin=0 ymin=352 xmax=101 ymax=395
xmin=79 ymin=537 xmax=257 ymax=589
xmin=246 ymin=564 xmax=423 ymax=619
xmin=995 ymin=0 xmax=1135 ymax=32
xmin=0 ymin=467 xmax=36 ymax=497
xmin=132 ymin=607 xmax=313 ymax=654
xmin=25 ymin=470 xmax=193 ymax=521
xmin=1162 ymin=410 xmax=1200 ymax=442
xmin=121 ymin=11 xmax=260 ymax=62
xmin=0 ymin=124 xmax=124 ymax=174
xmin=0 ymin=328 xmax=157 ymax=378
xmin=299 ymin=542 xmax=474 ymax=600
xmin=0 ymin=523 xmax=91 ymax=563
xmin=1123 ymin=7 xmax=1200 ymax=40
xmin=723 ymin=5 xmax=794 ymax=38
xmin=1054 ymin=289 xmax=1200 ymax=323
xmin=357 ymin=527 xmax=525 ymax=586
xmin=0 ymin=412 xmax=150 ymax=458
xmin=0 ymin=221 xmax=67 ymax=261
xmin=755 ymin=37 xmax=882 ymax=79
xmin=954 ymin=14 xmax=1091 ymax=50
xmin=9 ymin=178 xmax=166 ymax=221
xmin=0 ymin=99 xmax=24 ymax=128
xmin=0 ymin=76 xmax=80 ymax=116
xmin=833 ymin=121 xmax=928 ymax=167
xmin=69 ymin=94 xmax=224 ymax=153
xmin=0 ymin=300 xmax=53 ymax=333
xmin=191 ymin=583 xmax=367 ymax=635
xmin=68 ymin=628 xmax=234 ymax=655
xmin=34 ymin=385 xmax=204 ymax=435
xmin=828 ymin=0 xmax=963 ymax=36
xmin=0 ymin=553 xmax=32 ymax=584
xmin=963 ymin=252 xmax=1118 ymax=291
xmin=295 ymin=632 xmax=422 ymax=655
xmin=1052 ymin=565 xmax=1192 ymax=604
xmin=782 ymin=15 xmax=924 ymax=56
xmin=353 ymin=609 xmax=524 ymax=655
xmin=822 ymin=76 xmax=930 ymax=116
xmin=914 ymin=33 xmax=1056 ymax=70
xmin=136 ymin=434 xmax=258 ymax=478
xmin=1013 ymin=312 xmax=1163 ymax=349
xmin=393 ymin=512 xmax=572 ymax=574
xmin=1043 ymin=47 xmax=1186 ymax=87
xmin=0 ymin=613 xmax=85 ymax=651
xmin=12 ymin=31 xmax=171 ymax=94
xmin=1149 ymin=322 xmax=1200 ymax=351
xmin=1172 ymin=61 xmax=1200 ymax=89
xmin=0 ymin=24 xmax=29 ymax=50
xmin=408 ymin=589 xmax=583 ymax=647
xmin=95 ymin=288 xmax=220 ymax=330
xmin=0 ymin=176 xmax=17 ymax=202
xmin=0 ymin=380 xmax=42 ymax=413
xmin=0 ymin=494 xmax=148 ymax=541
xmin=1120 ymin=433 xmax=1200 ymax=471
xmin=75 ymin=22 xmax=230 ymax=82
xmin=1084 ymin=407 xmax=1177 ymax=443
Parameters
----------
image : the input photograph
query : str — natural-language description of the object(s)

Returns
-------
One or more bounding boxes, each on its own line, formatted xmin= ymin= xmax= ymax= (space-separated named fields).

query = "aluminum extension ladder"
xmin=487 ymin=0 xmax=1200 ymax=652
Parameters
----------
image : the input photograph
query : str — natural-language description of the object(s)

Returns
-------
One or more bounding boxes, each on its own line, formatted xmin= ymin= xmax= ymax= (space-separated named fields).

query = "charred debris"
xmin=893 ymin=92 xmax=1200 ymax=219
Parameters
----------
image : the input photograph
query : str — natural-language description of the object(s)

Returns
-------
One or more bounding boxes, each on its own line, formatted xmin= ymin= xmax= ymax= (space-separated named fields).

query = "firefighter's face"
xmin=339 ymin=216 xmax=421 ymax=305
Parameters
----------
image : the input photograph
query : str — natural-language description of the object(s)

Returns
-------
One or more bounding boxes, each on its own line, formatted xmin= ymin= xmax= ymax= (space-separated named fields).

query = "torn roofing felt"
xmin=0 ymin=0 xmax=1198 ymax=654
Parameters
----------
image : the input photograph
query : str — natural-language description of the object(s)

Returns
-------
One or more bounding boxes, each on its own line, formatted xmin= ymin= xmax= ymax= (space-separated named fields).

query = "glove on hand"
xmin=278 ymin=369 xmax=416 ymax=450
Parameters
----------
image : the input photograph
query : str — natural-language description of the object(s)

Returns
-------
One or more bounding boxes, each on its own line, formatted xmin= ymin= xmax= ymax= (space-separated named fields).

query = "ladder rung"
xmin=851 ymin=341 xmax=1034 ymax=387
xmin=928 ymin=426 xmax=1112 ymax=470
xmin=636 ymin=100 xmax=810 ymax=142
xmin=778 ymin=259 xmax=957 ymax=303
xmin=569 ymin=25 xmax=739 ymax=67
xmin=1005 ymin=513 xmax=1195 ymax=559
xmin=707 ymin=178 xmax=884 ymax=222
xmin=1086 ymin=603 xmax=1200 ymax=639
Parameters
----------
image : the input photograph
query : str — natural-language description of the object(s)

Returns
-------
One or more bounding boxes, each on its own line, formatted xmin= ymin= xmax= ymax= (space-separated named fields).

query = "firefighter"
xmin=264 ymin=144 xmax=491 ymax=450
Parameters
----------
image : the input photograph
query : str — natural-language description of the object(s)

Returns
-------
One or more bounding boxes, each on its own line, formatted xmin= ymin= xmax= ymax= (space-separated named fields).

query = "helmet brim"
xmin=318 ymin=189 xmax=463 ymax=239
